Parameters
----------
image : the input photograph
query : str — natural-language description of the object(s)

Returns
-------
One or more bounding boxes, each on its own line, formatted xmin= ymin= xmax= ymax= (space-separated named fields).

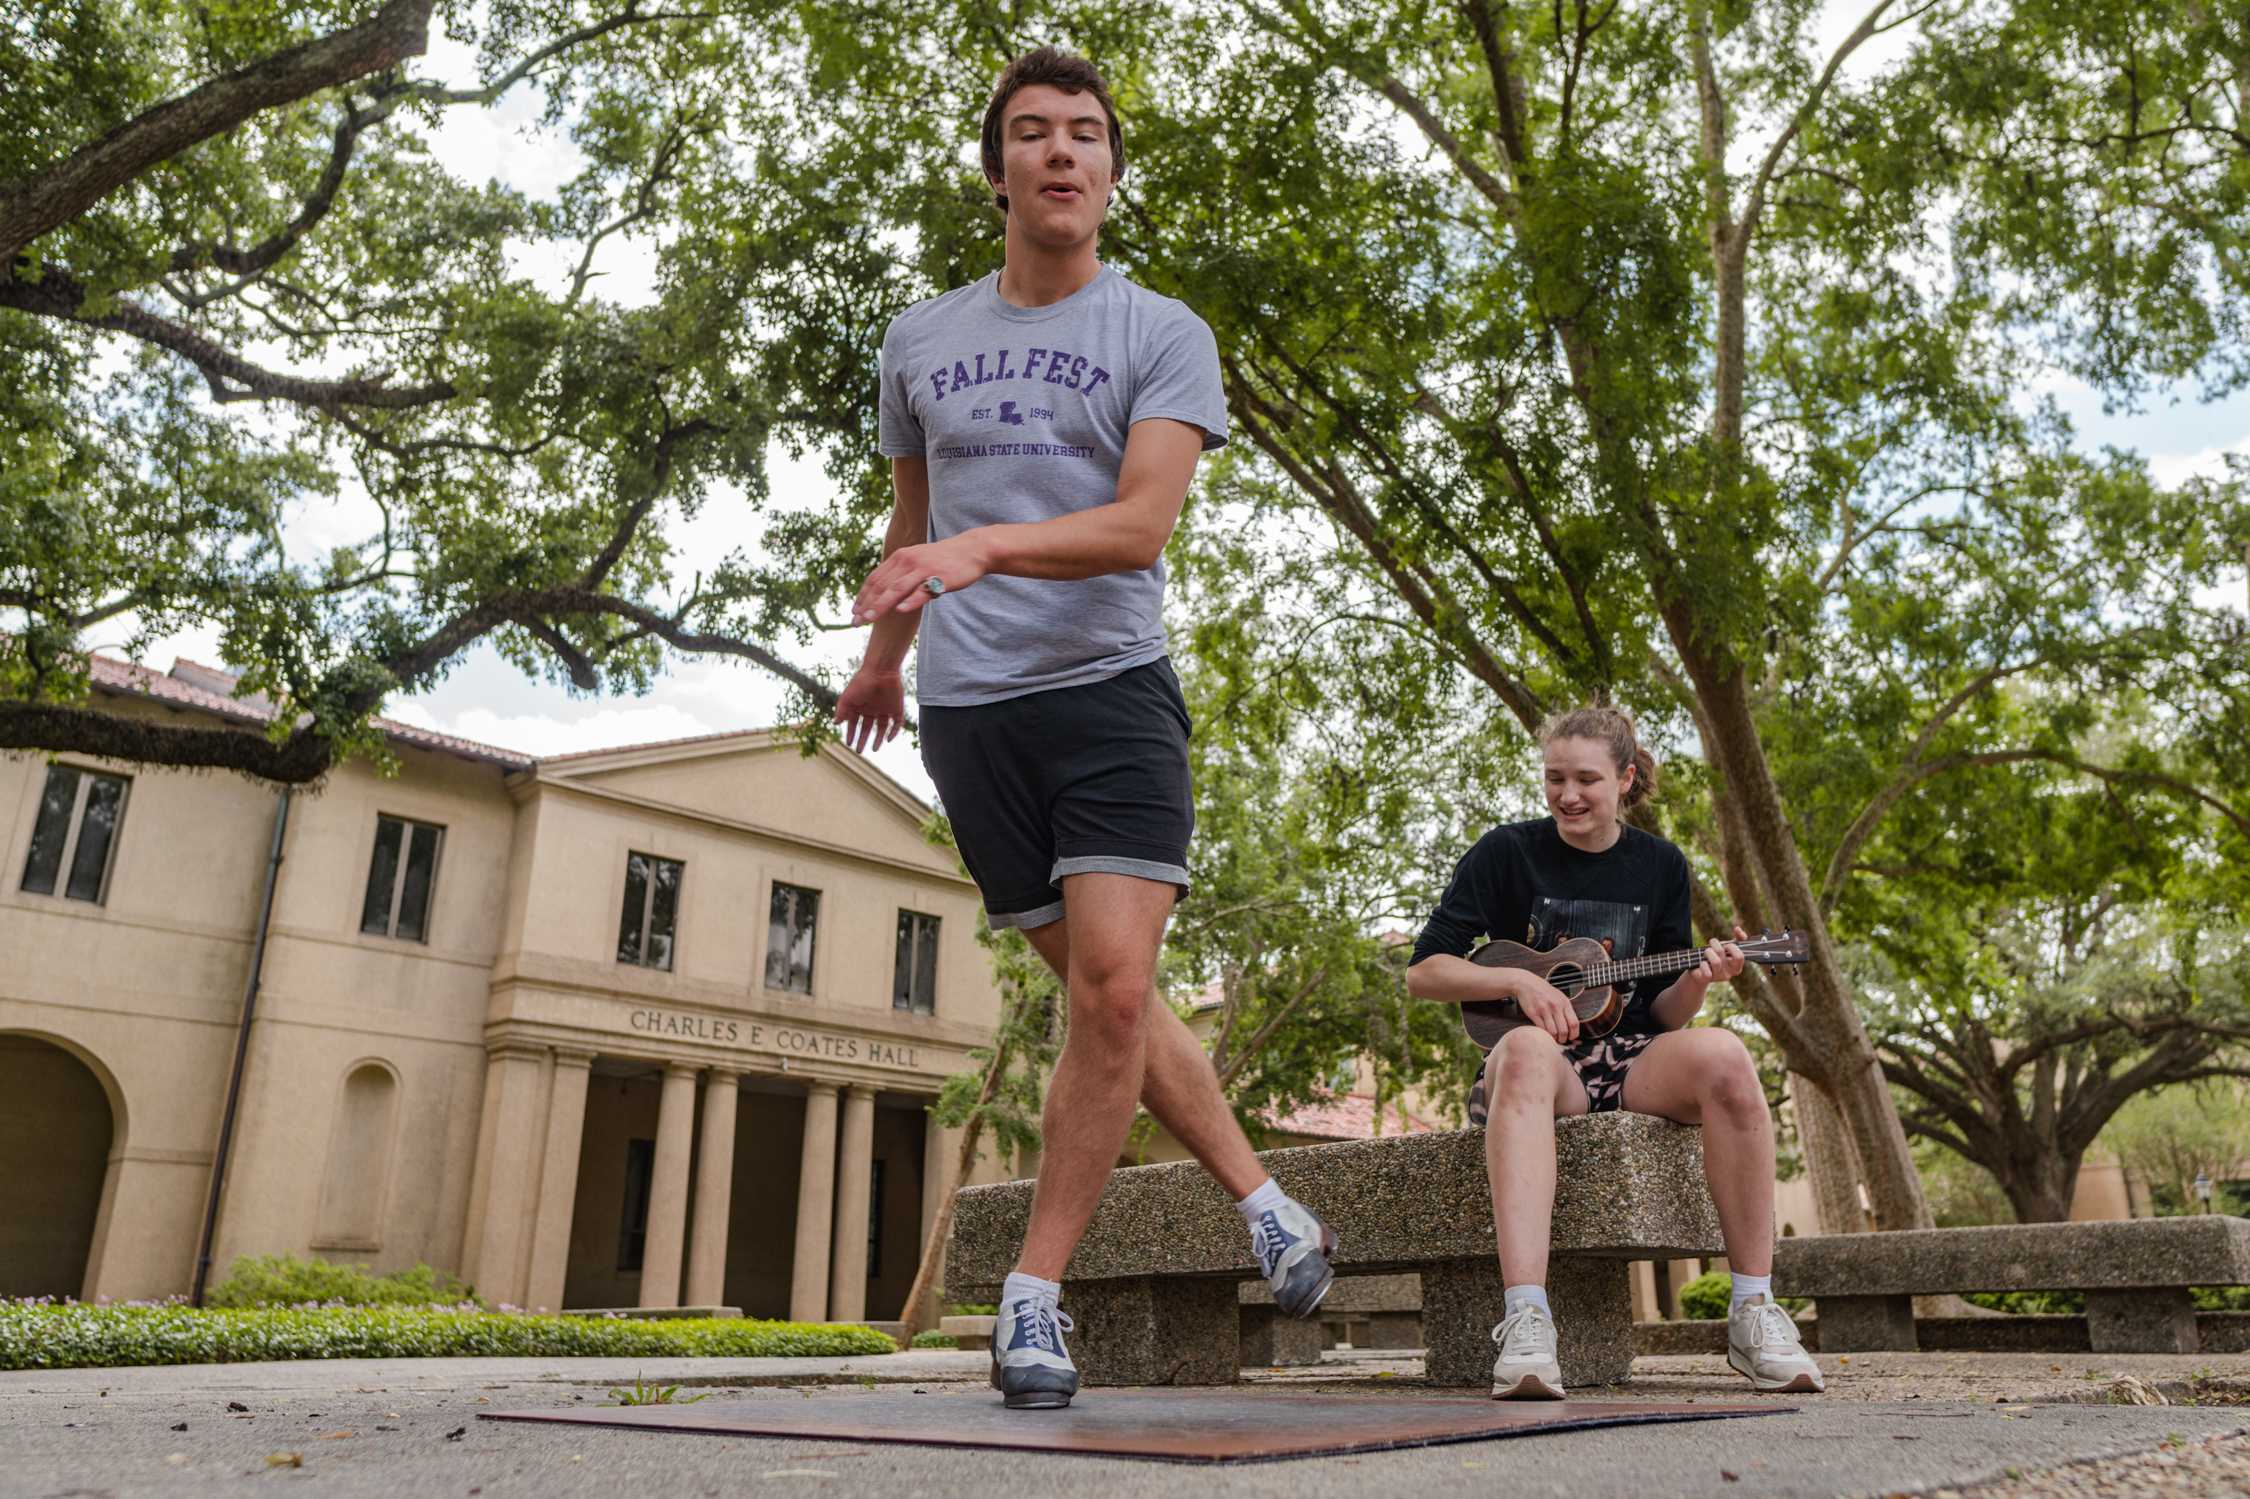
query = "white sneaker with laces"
xmin=1248 ymin=1198 xmax=1338 ymax=1318
xmin=1726 ymin=1294 xmax=1825 ymax=1393
xmin=990 ymin=1295 xmax=1079 ymax=1409
xmin=1489 ymin=1301 xmax=1565 ymax=1400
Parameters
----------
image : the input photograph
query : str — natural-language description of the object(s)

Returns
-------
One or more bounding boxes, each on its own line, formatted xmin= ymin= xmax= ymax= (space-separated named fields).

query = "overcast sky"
xmin=124 ymin=7 xmax=2250 ymax=808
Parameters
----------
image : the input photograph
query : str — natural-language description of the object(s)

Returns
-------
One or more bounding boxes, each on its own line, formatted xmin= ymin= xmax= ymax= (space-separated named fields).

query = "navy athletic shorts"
xmin=919 ymin=658 xmax=1194 ymax=930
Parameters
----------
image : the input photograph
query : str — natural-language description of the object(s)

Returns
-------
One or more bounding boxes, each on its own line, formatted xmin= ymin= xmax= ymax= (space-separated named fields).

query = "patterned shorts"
xmin=1467 ymin=1029 xmax=1663 ymax=1123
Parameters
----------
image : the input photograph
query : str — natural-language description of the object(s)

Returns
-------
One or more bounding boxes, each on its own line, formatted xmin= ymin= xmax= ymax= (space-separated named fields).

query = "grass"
xmin=0 ymin=1299 xmax=898 ymax=1371
xmin=608 ymin=1372 xmax=710 ymax=1405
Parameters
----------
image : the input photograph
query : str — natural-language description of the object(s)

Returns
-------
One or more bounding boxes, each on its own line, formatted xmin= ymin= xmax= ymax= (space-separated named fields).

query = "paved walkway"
xmin=1 ymin=1350 xmax=2245 ymax=1498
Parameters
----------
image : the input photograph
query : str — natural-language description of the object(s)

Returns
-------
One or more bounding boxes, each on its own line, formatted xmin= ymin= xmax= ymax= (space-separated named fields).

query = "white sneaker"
xmin=1248 ymin=1198 xmax=1338 ymax=1318
xmin=1490 ymin=1301 xmax=1565 ymax=1399
xmin=989 ymin=1295 xmax=1078 ymax=1409
xmin=1726 ymin=1295 xmax=1824 ymax=1393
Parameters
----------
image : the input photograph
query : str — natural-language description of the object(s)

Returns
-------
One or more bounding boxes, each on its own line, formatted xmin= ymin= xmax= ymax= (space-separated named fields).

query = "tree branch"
xmin=1 ymin=0 xmax=434 ymax=265
xmin=167 ymin=99 xmax=376 ymax=293
xmin=0 ymin=265 xmax=455 ymax=411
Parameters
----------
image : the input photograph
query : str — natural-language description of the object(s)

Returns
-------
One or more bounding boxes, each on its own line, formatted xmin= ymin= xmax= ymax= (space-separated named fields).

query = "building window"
xmin=765 ymin=883 xmax=819 ymax=993
xmin=360 ymin=815 xmax=443 ymax=942
xmin=616 ymin=852 xmax=683 ymax=970
xmin=20 ymin=764 xmax=129 ymax=904
xmin=867 ymin=1158 xmax=886 ymax=1280
xmin=893 ymin=911 xmax=939 ymax=1015
xmin=618 ymin=1137 xmax=656 ymax=1272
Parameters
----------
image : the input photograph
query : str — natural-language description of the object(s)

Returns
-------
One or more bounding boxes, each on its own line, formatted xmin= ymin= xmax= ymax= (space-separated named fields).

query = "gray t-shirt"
xmin=877 ymin=265 xmax=1228 ymax=706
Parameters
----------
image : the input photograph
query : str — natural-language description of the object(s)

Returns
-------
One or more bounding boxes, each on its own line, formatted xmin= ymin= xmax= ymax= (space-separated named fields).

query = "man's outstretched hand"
xmin=833 ymin=666 xmax=906 ymax=753
xmin=852 ymin=537 xmax=987 ymax=623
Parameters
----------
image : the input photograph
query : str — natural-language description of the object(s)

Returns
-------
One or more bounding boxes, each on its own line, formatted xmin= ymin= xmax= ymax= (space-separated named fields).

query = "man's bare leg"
xmin=1014 ymin=900 xmax=1331 ymax=1317
xmin=1012 ymin=873 xmax=1176 ymax=1280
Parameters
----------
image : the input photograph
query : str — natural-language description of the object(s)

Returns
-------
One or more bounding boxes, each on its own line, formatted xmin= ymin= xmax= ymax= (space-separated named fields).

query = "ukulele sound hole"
xmin=1548 ymin=964 xmax=1584 ymax=996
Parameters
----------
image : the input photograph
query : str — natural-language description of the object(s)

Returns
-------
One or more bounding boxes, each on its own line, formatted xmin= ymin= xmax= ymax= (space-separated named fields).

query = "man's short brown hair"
xmin=980 ymin=47 xmax=1125 ymax=214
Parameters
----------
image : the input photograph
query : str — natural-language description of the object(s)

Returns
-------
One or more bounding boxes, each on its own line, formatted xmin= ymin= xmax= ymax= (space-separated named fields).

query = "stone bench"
xmin=946 ymin=1113 xmax=1722 ymax=1388
xmin=1774 ymin=1216 xmax=2250 ymax=1354
xmin=1239 ymin=1272 xmax=1423 ymax=1364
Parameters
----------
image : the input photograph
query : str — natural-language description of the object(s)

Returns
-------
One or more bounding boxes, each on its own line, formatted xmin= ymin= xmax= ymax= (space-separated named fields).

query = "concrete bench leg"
xmin=1066 ymin=1277 xmax=1240 ymax=1385
xmin=1422 ymin=1256 xmax=1634 ymax=1388
xmin=1815 ymin=1295 xmax=1917 ymax=1351
xmin=1240 ymin=1304 xmax=1325 ymax=1366
xmin=2086 ymin=1289 xmax=2200 ymax=1354
xmin=1363 ymin=1311 xmax=1424 ymax=1349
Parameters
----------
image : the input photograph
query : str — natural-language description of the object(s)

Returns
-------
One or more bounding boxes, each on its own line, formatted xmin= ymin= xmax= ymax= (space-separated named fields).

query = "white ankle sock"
xmin=1730 ymin=1273 xmax=1772 ymax=1311
xmin=1504 ymin=1283 xmax=1550 ymax=1318
xmin=1002 ymin=1271 xmax=1061 ymax=1307
xmin=1236 ymin=1177 xmax=1288 ymax=1224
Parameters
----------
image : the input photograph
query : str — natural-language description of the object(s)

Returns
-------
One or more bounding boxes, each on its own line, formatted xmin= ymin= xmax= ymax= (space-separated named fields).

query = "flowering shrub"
xmin=205 ymin=1255 xmax=480 ymax=1309
xmin=0 ymin=1300 xmax=896 ymax=1370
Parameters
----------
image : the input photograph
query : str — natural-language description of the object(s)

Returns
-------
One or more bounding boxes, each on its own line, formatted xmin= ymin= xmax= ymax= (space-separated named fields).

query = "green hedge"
xmin=1963 ymin=1287 xmax=2250 ymax=1314
xmin=0 ymin=1302 xmax=897 ymax=1371
xmin=205 ymin=1254 xmax=479 ymax=1309
xmin=1676 ymin=1272 xmax=1809 ymax=1319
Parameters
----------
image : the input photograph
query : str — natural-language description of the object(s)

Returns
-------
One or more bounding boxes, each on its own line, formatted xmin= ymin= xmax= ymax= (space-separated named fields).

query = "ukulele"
xmin=1456 ymin=929 xmax=1811 ymax=1050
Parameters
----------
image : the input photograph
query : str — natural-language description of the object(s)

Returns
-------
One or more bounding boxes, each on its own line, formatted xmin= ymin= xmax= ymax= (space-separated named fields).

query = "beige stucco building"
xmin=0 ymin=656 xmax=1013 ymax=1322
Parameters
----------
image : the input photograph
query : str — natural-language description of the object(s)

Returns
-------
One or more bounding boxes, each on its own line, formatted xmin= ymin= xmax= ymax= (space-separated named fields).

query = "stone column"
xmin=912 ymin=1112 xmax=957 ymax=1328
xmin=683 ymin=1068 xmax=740 ymax=1308
xmin=637 ymin=1063 xmax=700 ymax=1309
xmin=789 ymin=1082 xmax=840 ymax=1322
xmin=524 ymin=1049 xmax=595 ymax=1314
xmin=463 ymin=1043 xmax=552 ymax=1308
xmin=828 ymin=1085 xmax=877 ymax=1321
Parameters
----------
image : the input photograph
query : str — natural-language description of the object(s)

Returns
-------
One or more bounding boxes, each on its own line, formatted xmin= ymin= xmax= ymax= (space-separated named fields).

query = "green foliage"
xmin=943 ymin=1302 xmax=996 ymax=1317
xmin=204 ymin=1254 xmax=479 ymax=1310
xmin=608 ymin=1373 xmax=710 ymax=1405
xmin=0 ymin=1301 xmax=897 ymax=1370
xmin=908 ymin=1329 xmax=958 ymax=1348
xmin=1159 ymin=597 xmax=1487 ymax=1132
xmin=2192 ymin=1286 xmax=2250 ymax=1312
xmin=1962 ymin=1290 xmax=2087 ymax=1316
xmin=1678 ymin=1271 xmax=1731 ymax=1322
xmin=2101 ymin=1081 xmax=2250 ymax=1218
xmin=1914 ymin=1142 xmax=2018 ymax=1230
xmin=6 ymin=0 xmax=922 ymax=774
xmin=1964 ymin=1287 xmax=2250 ymax=1313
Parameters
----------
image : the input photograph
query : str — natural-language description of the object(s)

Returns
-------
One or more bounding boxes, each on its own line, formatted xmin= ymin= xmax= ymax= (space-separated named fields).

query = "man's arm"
xmin=851 ymin=418 xmax=1207 ymax=623
xmin=834 ymin=457 xmax=931 ymax=753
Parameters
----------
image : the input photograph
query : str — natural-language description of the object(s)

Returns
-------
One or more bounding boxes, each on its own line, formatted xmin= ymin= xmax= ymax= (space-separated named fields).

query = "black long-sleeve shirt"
xmin=1411 ymin=817 xmax=1694 ymax=1036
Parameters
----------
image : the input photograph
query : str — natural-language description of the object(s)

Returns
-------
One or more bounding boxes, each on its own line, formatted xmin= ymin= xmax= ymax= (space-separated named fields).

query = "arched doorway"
xmin=0 ymin=1034 xmax=116 ymax=1299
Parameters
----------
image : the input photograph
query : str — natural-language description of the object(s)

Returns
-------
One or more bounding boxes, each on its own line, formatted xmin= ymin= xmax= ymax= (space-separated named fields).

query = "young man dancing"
xmin=834 ymin=46 xmax=1337 ymax=1410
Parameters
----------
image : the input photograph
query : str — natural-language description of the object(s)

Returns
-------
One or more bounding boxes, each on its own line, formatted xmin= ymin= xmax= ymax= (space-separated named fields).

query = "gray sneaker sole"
xmin=1273 ymin=1222 xmax=1339 ymax=1319
xmin=1491 ymin=1370 xmax=1566 ymax=1400
xmin=990 ymin=1354 xmax=1078 ymax=1409
xmin=1727 ymin=1348 xmax=1824 ymax=1393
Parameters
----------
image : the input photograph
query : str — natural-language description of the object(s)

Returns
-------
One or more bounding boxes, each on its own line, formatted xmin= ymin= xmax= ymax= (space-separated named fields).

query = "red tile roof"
xmin=1265 ymin=1091 xmax=1444 ymax=1141
xmin=539 ymin=727 xmax=774 ymax=763
xmin=89 ymin=655 xmax=533 ymax=769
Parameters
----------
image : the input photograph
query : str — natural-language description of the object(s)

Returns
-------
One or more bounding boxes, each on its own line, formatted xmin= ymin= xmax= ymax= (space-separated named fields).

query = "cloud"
xmin=2149 ymin=436 xmax=2250 ymax=489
